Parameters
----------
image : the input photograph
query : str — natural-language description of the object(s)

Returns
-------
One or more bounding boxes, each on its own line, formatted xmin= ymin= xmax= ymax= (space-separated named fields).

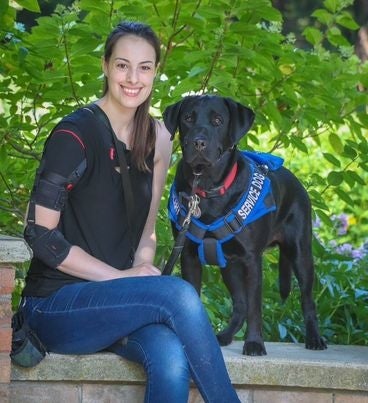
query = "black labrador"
xmin=163 ymin=94 xmax=327 ymax=356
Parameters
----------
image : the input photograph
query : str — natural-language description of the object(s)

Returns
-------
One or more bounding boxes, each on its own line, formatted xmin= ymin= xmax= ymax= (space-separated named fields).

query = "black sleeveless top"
xmin=22 ymin=106 xmax=154 ymax=297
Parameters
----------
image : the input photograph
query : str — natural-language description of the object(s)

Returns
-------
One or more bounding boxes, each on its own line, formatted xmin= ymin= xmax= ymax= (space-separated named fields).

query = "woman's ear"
xmin=101 ymin=57 xmax=108 ymax=76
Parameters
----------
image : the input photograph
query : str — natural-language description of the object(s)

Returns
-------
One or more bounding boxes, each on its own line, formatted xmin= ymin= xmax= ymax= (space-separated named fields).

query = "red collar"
xmin=195 ymin=162 xmax=238 ymax=198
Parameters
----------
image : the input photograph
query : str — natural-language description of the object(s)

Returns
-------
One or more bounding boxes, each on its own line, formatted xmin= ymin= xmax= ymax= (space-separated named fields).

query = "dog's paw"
xmin=305 ymin=323 xmax=328 ymax=350
xmin=243 ymin=341 xmax=267 ymax=356
xmin=216 ymin=331 xmax=233 ymax=346
xmin=305 ymin=336 xmax=327 ymax=350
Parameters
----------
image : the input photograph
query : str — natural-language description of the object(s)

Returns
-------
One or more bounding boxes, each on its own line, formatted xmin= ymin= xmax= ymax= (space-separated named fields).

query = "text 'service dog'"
xmin=163 ymin=94 xmax=327 ymax=356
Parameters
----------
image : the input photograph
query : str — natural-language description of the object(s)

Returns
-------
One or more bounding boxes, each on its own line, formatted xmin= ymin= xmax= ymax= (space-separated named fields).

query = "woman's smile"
xmin=121 ymin=86 xmax=142 ymax=97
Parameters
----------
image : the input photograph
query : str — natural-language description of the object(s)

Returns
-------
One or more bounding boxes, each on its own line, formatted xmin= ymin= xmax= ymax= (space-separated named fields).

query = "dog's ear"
xmin=224 ymin=97 xmax=255 ymax=143
xmin=163 ymin=100 xmax=184 ymax=140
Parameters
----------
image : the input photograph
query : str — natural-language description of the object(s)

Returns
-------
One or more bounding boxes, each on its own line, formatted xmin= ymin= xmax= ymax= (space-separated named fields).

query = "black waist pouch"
xmin=10 ymin=310 xmax=47 ymax=367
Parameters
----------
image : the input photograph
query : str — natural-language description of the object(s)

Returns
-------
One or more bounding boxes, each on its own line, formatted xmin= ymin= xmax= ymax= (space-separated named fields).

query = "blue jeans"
xmin=22 ymin=276 xmax=240 ymax=403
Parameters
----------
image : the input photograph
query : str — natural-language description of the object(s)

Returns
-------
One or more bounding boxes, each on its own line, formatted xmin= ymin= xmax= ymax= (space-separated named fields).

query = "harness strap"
xmin=199 ymin=238 xmax=228 ymax=268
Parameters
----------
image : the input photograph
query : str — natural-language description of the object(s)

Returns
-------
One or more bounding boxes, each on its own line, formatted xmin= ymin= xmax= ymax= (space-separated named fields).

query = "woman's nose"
xmin=126 ymin=67 xmax=138 ymax=84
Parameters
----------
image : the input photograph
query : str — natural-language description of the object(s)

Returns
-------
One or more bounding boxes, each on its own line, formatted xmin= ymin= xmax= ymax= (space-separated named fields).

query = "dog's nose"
xmin=193 ymin=137 xmax=207 ymax=151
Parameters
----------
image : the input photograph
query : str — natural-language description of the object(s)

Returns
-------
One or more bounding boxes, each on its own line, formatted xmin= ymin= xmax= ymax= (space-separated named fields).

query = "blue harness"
xmin=168 ymin=151 xmax=284 ymax=268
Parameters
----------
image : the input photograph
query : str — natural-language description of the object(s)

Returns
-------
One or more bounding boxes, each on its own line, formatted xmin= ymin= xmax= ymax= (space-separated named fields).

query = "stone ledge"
xmin=11 ymin=342 xmax=368 ymax=392
xmin=0 ymin=235 xmax=32 ymax=264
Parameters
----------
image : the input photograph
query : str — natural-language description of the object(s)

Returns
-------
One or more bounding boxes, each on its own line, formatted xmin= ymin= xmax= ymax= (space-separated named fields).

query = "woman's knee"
xmin=164 ymin=276 xmax=199 ymax=303
xmin=166 ymin=277 xmax=206 ymax=318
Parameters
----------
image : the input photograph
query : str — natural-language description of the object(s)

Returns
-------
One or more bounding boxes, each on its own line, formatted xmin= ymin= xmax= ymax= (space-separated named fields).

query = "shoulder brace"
xmin=24 ymin=224 xmax=72 ymax=268
xmin=32 ymin=159 xmax=87 ymax=211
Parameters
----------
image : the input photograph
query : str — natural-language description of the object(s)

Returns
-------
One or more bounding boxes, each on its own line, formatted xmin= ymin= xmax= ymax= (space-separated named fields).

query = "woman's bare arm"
xmin=35 ymin=205 xmax=161 ymax=280
xmin=133 ymin=120 xmax=173 ymax=268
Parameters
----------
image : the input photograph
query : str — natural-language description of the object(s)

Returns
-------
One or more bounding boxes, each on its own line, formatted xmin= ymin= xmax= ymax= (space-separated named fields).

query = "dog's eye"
xmin=212 ymin=115 xmax=223 ymax=126
xmin=184 ymin=113 xmax=194 ymax=123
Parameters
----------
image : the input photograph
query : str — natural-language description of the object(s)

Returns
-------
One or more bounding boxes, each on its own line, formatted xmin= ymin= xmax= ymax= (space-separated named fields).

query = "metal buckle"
xmin=224 ymin=211 xmax=242 ymax=233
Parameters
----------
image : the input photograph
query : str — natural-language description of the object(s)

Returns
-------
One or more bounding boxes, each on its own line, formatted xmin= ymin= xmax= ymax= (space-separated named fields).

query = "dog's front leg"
xmin=217 ymin=263 xmax=248 ymax=346
xmin=243 ymin=256 xmax=267 ymax=356
xmin=180 ymin=241 xmax=203 ymax=294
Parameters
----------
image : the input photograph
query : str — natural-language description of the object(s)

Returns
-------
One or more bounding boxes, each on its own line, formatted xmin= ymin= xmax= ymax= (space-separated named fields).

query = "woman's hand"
xmin=122 ymin=263 xmax=162 ymax=277
xmin=56 ymin=245 xmax=162 ymax=281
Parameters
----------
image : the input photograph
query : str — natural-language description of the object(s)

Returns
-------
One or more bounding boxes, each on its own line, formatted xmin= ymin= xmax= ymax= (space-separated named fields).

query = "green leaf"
xmin=0 ymin=0 xmax=8 ymax=13
xmin=323 ymin=0 xmax=338 ymax=13
xmin=344 ymin=170 xmax=366 ymax=186
xmin=323 ymin=152 xmax=341 ymax=167
xmin=309 ymin=188 xmax=329 ymax=210
xmin=15 ymin=0 xmax=40 ymax=13
xmin=327 ymin=171 xmax=343 ymax=186
xmin=188 ymin=66 xmax=207 ymax=78
xmin=327 ymin=27 xmax=351 ymax=47
xmin=290 ymin=136 xmax=309 ymax=153
xmin=312 ymin=9 xmax=333 ymax=25
xmin=263 ymin=101 xmax=282 ymax=128
xmin=357 ymin=112 xmax=368 ymax=128
xmin=314 ymin=209 xmax=333 ymax=226
xmin=334 ymin=187 xmax=355 ymax=206
xmin=336 ymin=12 xmax=359 ymax=30
xmin=342 ymin=145 xmax=357 ymax=159
xmin=302 ymin=27 xmax=323 ymax=46
xmin=0 ymin=146 xmax=8 ymax=170
xmin=328 ymin=132 xmax=344 ymax=154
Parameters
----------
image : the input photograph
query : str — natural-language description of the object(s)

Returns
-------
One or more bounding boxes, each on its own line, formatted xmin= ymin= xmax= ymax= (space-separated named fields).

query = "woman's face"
xmin=104 ymin=35 xmax=157 ymax=110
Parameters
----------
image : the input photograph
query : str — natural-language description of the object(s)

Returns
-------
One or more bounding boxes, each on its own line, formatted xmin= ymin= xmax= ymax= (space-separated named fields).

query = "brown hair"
xmin=103 ymin=21 xmax=161 ymax=171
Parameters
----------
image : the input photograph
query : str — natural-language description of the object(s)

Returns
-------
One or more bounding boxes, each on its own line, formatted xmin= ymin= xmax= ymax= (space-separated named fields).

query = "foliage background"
xmin=1 ymin=0 xmax=367 ymax=346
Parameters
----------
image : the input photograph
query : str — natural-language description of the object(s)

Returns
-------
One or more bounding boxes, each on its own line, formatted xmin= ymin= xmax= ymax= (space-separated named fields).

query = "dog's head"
xmin=163 ymin=95 xmax=255 ymax=173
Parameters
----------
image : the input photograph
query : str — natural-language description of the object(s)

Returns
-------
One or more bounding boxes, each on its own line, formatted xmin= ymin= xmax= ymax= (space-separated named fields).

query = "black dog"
xmin=163 ymin=94 xmax=327 ymax=356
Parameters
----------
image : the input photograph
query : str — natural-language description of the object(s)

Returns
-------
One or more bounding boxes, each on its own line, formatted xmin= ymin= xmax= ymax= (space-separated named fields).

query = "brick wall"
xmin=0 ymin=236 xmax=31 ymax=403
xmin=0 ymin=264 xmax=15 ymax=403
xmin=10 ymin=348 xmax=368 ymax=403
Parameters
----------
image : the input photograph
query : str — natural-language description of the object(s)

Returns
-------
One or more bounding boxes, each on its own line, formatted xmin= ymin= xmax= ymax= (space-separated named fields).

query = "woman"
xmin=21 ymin=21 xmax=240 ymax=403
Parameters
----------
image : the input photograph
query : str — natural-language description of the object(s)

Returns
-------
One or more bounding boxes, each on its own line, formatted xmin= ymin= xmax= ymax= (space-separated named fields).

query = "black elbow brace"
xmin=24 ymin=158 xmax=86 ymax=267
xmin=24 ymin=224 xmax=72 ymax=268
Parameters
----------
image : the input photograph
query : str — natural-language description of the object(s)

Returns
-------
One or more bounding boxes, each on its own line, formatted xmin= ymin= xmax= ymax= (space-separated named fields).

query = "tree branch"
xmin=60 ymin=17 xmax=81 ymax=105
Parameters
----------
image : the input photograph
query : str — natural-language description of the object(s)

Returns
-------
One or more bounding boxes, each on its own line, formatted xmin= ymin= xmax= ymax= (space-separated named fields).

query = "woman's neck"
xmin=96 ymin=97 xmax=135 ymax=146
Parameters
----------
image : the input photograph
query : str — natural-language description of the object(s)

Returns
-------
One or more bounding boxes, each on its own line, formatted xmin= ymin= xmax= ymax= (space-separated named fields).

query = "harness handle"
xmin=183 ymin=194 xmax=201 ymax=225
xmin=161 ymin=174 xmax=201 ymax=275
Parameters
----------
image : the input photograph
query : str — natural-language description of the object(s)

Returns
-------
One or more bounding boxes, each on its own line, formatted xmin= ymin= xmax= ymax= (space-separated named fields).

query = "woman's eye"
xmin=140 ymin=65 xmax=152 ymax=71
xmin=117 ymin=63 xmax=128 ymax=70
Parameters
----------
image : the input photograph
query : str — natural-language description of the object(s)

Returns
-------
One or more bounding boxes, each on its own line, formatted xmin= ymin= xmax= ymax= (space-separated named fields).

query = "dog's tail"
xmin=279 ymin=252 xmax=292 ymax=301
